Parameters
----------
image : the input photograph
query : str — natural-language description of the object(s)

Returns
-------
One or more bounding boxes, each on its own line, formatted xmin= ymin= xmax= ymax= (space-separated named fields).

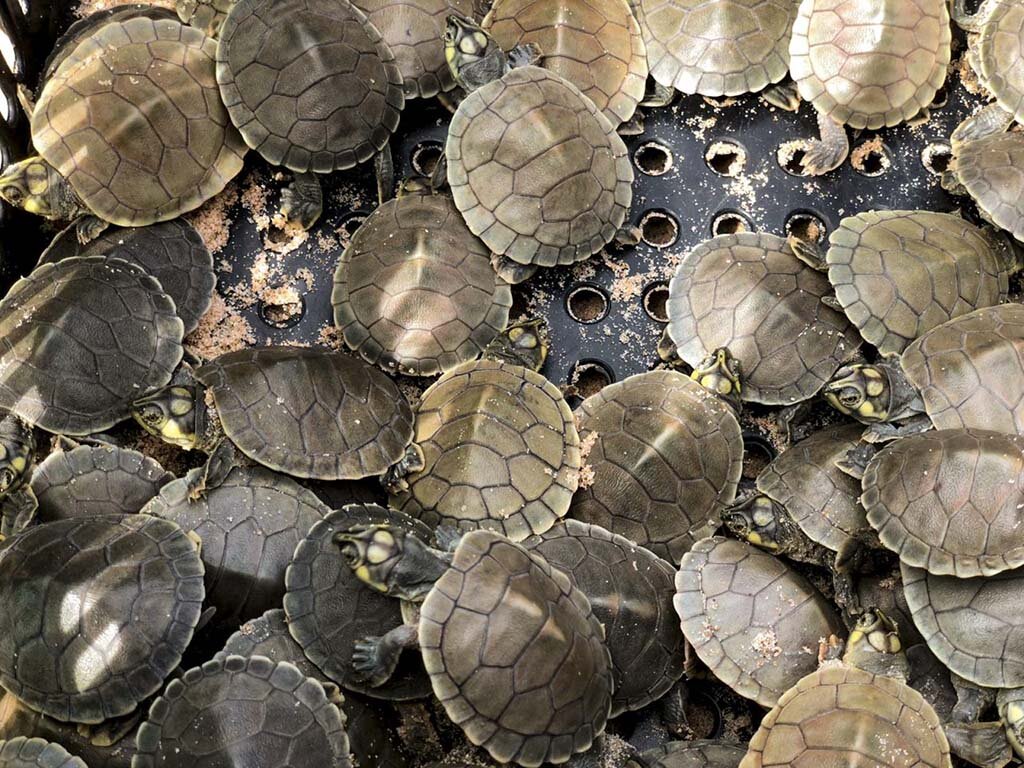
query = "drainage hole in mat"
xmin=705 ymin=139 xmax=746 ymax=177
xmin=569 ymin=360 xmax=614 ymax=400
xmin=634 ymin=141 xmax=673 ymax=176
xmin=566 ymin=284 xmax=609 ymax=324
xmin=851 ymin=138 xmax=892 ymax=177
xmin=711 ymin=210 xmax=752 ymax=236
xmin=411 ymin=141 xmax=444 ymax=178
xmin=777 ymin=140 xmax=811 ymax=176
xmin=259 ymin=287 xmax=306 ymax=329
xmin=784 ymin=210 xmax=827 ymax=244
xmin=921 ymin=140 xmax=952 ymax=176
xmin=640 ymin=210 xmax=679 ymax=249
xmin=642 ymin=282 xmax=669 ymax=322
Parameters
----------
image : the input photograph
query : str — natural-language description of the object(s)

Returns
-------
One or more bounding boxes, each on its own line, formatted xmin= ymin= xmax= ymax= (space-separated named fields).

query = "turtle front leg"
xmin=800 ymin=112 xmax=849 ymax=176
xmin=75 ymin=215 xmax=109 ymax=244
xmin=952 ymin=102 xmax=1015 ymax=147
xmin=279 ymin=172 xmax=323 ymax=230
xmin=381 ymin=444 xmax=425 ymax=495
xmin=952 ymin=673 xmax=996 ymax=723
xmin=375 ymin=145 xmax=395 ymax=206
xmin=491 ymin=254 xmax=538 ymax=284
xmin=352 ymin=623 xmax=419 ymax=687
xmin=834 ymin=441 xmax=878 ymax=479
xmin=0 ymin=487 xmax=37 ymax=538
xmin=861 ymin=415 xmax=932 ymax=443
xmin=186 ymin=439 xmax=237 ymax=500
xmin=78 ymin=710 xmax=142 ymax=747
xmin=761 ymin=80 xmax=800 ymax=112
xmin=640 ymin=81 xmax=674 ymax=109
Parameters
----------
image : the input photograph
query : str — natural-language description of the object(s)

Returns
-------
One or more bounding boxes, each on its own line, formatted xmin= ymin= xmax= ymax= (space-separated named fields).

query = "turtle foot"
xmin=952 ymin=103 xmax=1015 ymax=148
xmin=351 ymin=636 xmax=400 ymax=688
xmin=75 ymin=215 xmax=109 ymax=244
xmin=761 ymin=81 xmax=800 ymax=112
xmin=382 ymin=444 xmax=425 ymax=495
xmin=491 ymin=253 xmax=538 ymax=284
xmin=279 ymin=173 xmax=323 ymax=230
xmin=800 ymin=138 xmax=847 ymax=176
xmin=817 ymin=634 xmax=845 ymax=665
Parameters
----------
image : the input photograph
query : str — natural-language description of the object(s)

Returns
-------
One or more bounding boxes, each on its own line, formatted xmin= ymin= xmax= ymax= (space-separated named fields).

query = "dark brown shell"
xmin=0 ymin=738 xmax=86 ymax=768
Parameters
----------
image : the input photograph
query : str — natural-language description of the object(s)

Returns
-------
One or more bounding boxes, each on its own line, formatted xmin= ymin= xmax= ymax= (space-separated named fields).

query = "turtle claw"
xmin=351 ymin=636 xmax=392 ymax=687
xmin=279 ymin=173 xmax=323 ymax=230
xmin=817 ymin=634 xmax=845 ymax=665
xmin=491 ymin=254 xmax=538 ymax=284
xmin=801 ymin=138 xmax=848 ymax=176
xmin=382 ymin=444 xmax=425 ymax=495
xmin=75 ymin=215 xmax=109 ymax=244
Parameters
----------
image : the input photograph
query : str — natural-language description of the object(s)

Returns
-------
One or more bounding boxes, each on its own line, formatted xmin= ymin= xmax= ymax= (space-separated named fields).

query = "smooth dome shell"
xmin=978 ymin=0 xmax=1024 ymax=123
xmin=955 ymin=131 xmax=1024 ymax=243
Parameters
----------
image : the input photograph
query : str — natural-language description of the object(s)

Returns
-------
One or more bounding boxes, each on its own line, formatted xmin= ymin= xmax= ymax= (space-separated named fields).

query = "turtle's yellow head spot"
xmin=0 ymin=157 xmax=57 ymax=219
xmin=131 ymin=386 xmax=200 ymax=449
xmin=824 ymin=364 xmax=891 ymax=424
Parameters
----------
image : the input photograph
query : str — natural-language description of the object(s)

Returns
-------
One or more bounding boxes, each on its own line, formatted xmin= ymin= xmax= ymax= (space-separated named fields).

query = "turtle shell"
xmin=568 ymin=370 xmax=743 ymax=563
xmin=0 ymin=738 xmax=85 ymax=768
xmin=900 ymin=303 xmax=1024 ymax=433
xmin=902 ymin=560 xmax=1024 ymax=688
xmin=756 ymin=423 xmax=867 ymax=554
xmin=522 ymin=519 xmax=685 ymax=715
xmin=639 ymin=0 xmax=795 ymax=97
xmin=483 ymin=0 xmax=648 ymax=125
xmin=217 ymin=0 xmax=404 ymax=173
xmin=0 ymin=257 xmax=184 ymax=436
xmin=32 ymin=16 xmax=246 ymax=226
xmin=133 ymin=655 xmax=351 ymax=768
xmin=332 ymin=192 xmax=513 ymax=376
xmin=863 ymin=429 xmax=1024 ymax=578
xmin=978 ymin=0 xmax=1024 ymax=123
xmin=641 ymin=740 xmax=746 ymax=768
xmin=37 ymin=219 xmax=216 ymax=334
xmin=826 ymin=210 xmax=1010 ymax=356
xmin=419 ymin=530 xmax=613 ymax=767
xmin=666 ymin=233 xmax=860 ymax=405
xmin=353 ymin=0 xmax=473 ymax=99
xmin=740 ymin=665 xmax=951 ymax=768
xmin=954 ymin=131 xmax=1024 ymax=243
xmin=143 ymin=465 xmax=330 ymax=626
xmin=194 ymin=346 xmax=415 ymax=480
xmin=283 ymin=505 xmax=433 ymax=700
xmin=30 ymin=444 xmax=172 ymax=524
xmin=675 ymin=537 xmax=842 ymax=707
xmin=0 ymin=515 xmax=204 ymax=723
xmin=390 ymin=359 xmax=581 ymax=541
xmin=446 ymin=66 xmax=633 ymax=268
xmin=789 ymin=0 xmax=950 ymax=129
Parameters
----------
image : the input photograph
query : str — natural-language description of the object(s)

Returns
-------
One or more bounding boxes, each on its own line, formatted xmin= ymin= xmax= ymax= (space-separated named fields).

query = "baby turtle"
xmin=143 ymin=465 xmax=330 ymax=626
xmin=641 ymin=741 xmax=746 ymax=768
xmin=791 ymin=210 xmax=1017 ymax=356
xmin=0 ymin=738 xmax=86 ymax=768
xmin=483 ymin=0 xmax=649 ymax=126
xmin=133 ymin=654 xmax=351 ymax=768
xmin=336 ymin=526 xmax=614 ymax=767
xmin=522 ymin=519 xmax=685 ymax=715
xmin=675 ymin=537 xmax=843 ymax=707
xmin=442 ymin=16 xmax=634 ymax=282
xmin=666 ymin=232 xmax=860 ymax=406
xmin=945 ymin=126 xmax=1024 ymax=244
xmin=568 ymin=369 xmax=743 ymax=563
xmin=0 ymin=515 xmax=204 ymax=723
xmin=389 ymin=359 xmax=580 ymax=541
xmin=0 ymin=257 xmax=183 ymax=437
xmin=788 ymin=0 xmax=951 ymax=175
xmin=0 ymin=15 xmax=246 ymax=242
xmin=0 ymin=412 xmax=37 ymax=538
xmin=132 ymin=346 xmax=420 ymax=486
xmin=215 ymin=0 xmax=405 ymax=229
xmin=953 ymin=0 xmax=1024 ymax=129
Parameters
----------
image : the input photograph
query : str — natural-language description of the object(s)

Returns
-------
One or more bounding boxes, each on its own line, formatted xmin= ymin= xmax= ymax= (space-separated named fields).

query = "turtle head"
xmin=691 ymin=347 xmax=743 ymax=412
xmin=485 ymin=319 xmax=548 ymax=371
xmin=0 ymin=156 xmax=74 ymax=220
xmin=843 ymin=609 xmax=903 ymax=669
xmin=823 ymin=363 xmax=892 ymax=423
xmin=722 ymin=495 xmax=797 ymax=553
xmin=334 ymin=525 xmax=448 ymax=603
xmin=999 ymin=692 xmax=1024 ymax=759
xmin=445 ymin=15 xmax=508 ymax=92
xmin=0 ymin=412 xmax=33 ymax=499
xmin=131 ymin=386 xmax=204 ymax=449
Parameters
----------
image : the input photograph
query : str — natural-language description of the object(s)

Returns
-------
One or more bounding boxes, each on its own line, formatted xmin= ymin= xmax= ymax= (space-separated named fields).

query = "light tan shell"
xmin=978 ymin=0 xmax=1024 ymax=122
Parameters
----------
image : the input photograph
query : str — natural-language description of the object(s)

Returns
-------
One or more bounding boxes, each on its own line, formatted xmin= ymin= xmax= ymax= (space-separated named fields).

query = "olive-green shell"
xmin=484 ymin=0 xmax=648 ymax=125
xmin=827 ymin=211 xmax=1010 ymax=356
xmin=675 ymin=537 xmax=842 ymax=707
xmin=903 ymin=560 xmax=1024 ymax=688
xmin=332 ymin=192 xmax=513 ymax=376
xmin=757 ymin=423 xmax=867 ymax=554
xmin=640 ymin=0 xmax=795 ymax=97
xmin=217 ymin=0 xmax=403 ymax=173
xmin=522 ymin=520 xmax=685 ymax=715
xmin=901 ymin=303 xmax=1024 ymax=433
xmin=0 ymin=738 xmax=86 ymax=768
xmin=0 ymin=257 xmax=184 ymax=436
xmin=32 ymin=16 xmax=246 ymax=225
xmin=0 ymin=515 xmax=204 ymax=723
xmin=740 ymin=666 xmax=951 ymax=768
xmin=354 ymin=0 xmax=473 ymax=99
xmin=143 ymin=465 xmax=330 ymax=625
xmin=447 ymin=66 xmax=633 ymax=268
xmin=195 ymin=346 xmax=415 ymax=480
xmin=390 ymin=359 xmax=581 ymax=541
xmin=30 ymin=445 xmax=172 ymax=524
xmin=420 ymin=530 xmax=613 ymax=768
xmin=978 ymin=0 xmax=1024 ymax=123
xmin=955 ymin=132 xmax=1024 ymax=243
xmin=642 ymin=740 xmax=746 ymax=768
xmin=133 ymin=655 xmax=351 ymax=768
xmin=789 ymin=0 xmax=950 ymax=129
xmin=666 ymin=233 xmax=860 ymax=405
xmin=568 ymin=370 xmax=743 ymax=563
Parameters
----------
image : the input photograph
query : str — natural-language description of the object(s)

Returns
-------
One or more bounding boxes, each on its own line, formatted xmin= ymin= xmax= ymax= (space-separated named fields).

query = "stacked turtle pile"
xmin=1 ymin=0 xmax=1024 ymax=767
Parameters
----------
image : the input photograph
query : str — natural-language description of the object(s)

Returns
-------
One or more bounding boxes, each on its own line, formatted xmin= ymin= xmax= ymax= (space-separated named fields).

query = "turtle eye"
xmin=3 ymin=187 xmax=22 ymax=204
xmin=0 ymin=468 xmax=14 ymax=492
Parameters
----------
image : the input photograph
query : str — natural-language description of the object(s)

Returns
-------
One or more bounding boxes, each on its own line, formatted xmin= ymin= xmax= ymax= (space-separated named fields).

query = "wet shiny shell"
xmin=675 ymin=537 xmax=842 ymax=707
xmin=902 ymin=560 xmax=1024 ymax=689
xmin=901 ymin=303 xmax=1024 ymax=433
xmin=863 ymin=429 xmax=1024 ymax=578
xmin=30 ymin=445 xmax=172 ymax=524
xmin=133 ymin=655 xmax=351 ymax=768
xmin=639 ymin=0 xmax=795 ymax=97
xmin=38 ymin=220 xmax=216 ymax=335
xmin=32 ymin=16 xmax=245 ymax=225
xmin=0 ymin=515 xmax=204 ymax=722
xmin=641 ymin=740 xmax=746 ymax=768
xmin=420 ymin=530 xmax=613 ymax=768
xmin=522 ymin=520 xmax=685 ymax=715
xmin=789 ymin=0 xmax=951 ymax=129
xmin=955 ymin=132 xmax=1024 ymax=243
xmin=390 ymin=360 xmax=581 ymax=541
xmin=978 ymin=0 xmax=1024 ymax=122
xmin=447 ymin=66 xmax=633 ymax=268
xmin=332 ymin=193 xmax=513 ymax=376
xmin=666 ymin=233 xmax=860 ymax=405
xmin=195 ymin=346 xmax=415 ymax=480
xmin=0 ymin=738 xmax=86 ymax=768
xmin=483 ymin=0 xmax=648 ymax=125
xmin=740 ymin=666 xmax=951 ymax=768
xmin=568 ymin=370 xmax=743 ymax=563
xmin=143 ymin=465 xmax=330 ymax=626
xmin=756 ymin=423 xmax=867 ymax=554
xmin=0 ymin=257 xmax=183 ymax=436
xmin=826 ymin=211 xmax=1010 ymax=356
xmin=217 ymin=0 xmax=403 ymax=172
